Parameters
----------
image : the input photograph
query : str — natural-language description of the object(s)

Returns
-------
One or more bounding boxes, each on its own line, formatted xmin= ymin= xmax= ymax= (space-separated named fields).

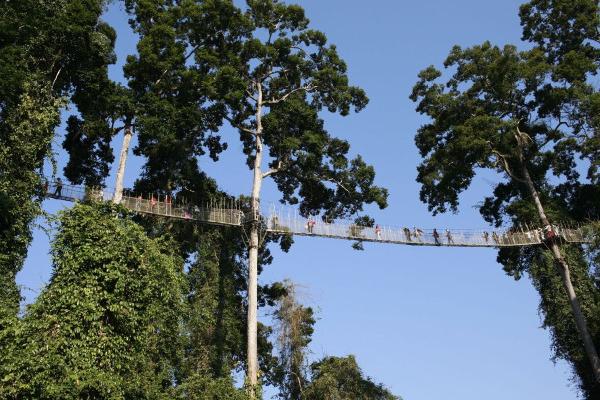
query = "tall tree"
xmin=189 ymin=1 xmax=388 ymax=392
xmin=0 ymin=202 xmax=185 ymax=399
xmin=0 ymin=0 xmax=116 ymax=319
xmin=63 ymin=0 xmax=227 ymax=201
xmin=410 ymin=0 xmax=600 ymax=394
xmin=61 ymin=0 xmax=288 ymax=391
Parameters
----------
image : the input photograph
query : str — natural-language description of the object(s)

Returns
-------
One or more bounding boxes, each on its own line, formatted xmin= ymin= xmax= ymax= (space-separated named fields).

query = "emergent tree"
xmin=410 ymin=0 xmax=600 ymax=389
xmin=192 ymin=0 xmax=388 ymax=392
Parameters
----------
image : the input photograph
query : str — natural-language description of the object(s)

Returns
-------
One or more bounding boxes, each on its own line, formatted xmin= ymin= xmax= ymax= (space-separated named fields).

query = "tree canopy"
xmin=194 ymin=0 xmax=387 ymax=218
xmin=0 ymin=0 xmax=116 ymax=321
xmin=304 ymin=356 xmax=399 ymax=400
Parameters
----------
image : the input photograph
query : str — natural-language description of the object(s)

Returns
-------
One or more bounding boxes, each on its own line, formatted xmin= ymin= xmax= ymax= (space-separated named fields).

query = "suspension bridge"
xmin=44 ymin=181 xmax=592 ymax=248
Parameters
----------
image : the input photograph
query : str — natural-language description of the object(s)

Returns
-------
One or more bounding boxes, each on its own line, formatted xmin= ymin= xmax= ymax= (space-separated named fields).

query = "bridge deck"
xmin=264 ymin=213 xmax=587 ymax=248
xmin=44 ymin=182 xmax=591 ymax=248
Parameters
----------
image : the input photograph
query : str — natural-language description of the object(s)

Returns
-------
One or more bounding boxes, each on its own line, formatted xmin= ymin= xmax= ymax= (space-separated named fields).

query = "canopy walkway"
xmin=44 ymin=181 xmax=592 ymax=248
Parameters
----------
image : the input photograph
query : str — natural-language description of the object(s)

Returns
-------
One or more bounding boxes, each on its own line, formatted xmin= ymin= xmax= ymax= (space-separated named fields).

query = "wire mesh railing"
xmin=44 ymin=182 xmax=244 ymax=227
xmin=263 ymin=207 xmax=590 ymax=248
xmin=43 ymin=181 xmax=592 ymax=247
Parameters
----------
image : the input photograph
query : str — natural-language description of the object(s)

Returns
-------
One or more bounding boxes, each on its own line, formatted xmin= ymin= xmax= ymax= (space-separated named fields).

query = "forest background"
xmin=5 ymin=0 xmax=598 ymax=399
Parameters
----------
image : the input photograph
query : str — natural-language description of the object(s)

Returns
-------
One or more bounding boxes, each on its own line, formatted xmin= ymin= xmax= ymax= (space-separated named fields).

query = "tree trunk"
xmin=113 ymin=127 xmax=132 ymax=204
xmin=521 ymin=164 xmax=600 ymax=383
xmin=247 ymin=84 xmax=264 ymax=397
xmin=247 ymin=224 xmax=259 ymax=393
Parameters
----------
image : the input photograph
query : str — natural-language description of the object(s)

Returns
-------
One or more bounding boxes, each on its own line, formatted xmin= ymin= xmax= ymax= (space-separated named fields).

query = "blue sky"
xmin=19 ymin=1 xmax=581 ymax=399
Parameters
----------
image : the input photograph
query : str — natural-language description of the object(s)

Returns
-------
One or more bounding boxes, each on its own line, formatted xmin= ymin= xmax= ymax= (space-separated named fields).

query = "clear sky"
xmin=19 ymin=1 xmax=581 ymax=399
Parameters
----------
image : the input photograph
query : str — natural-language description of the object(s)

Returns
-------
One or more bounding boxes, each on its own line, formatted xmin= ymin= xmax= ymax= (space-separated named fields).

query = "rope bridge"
xmin=44 ymin=181 xmax=592 ymax=248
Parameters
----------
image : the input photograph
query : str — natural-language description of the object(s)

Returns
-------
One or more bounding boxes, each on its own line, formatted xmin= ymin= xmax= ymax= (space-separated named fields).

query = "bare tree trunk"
xmin=521 ymin=164 xmax=600 ymax=383
xmin=113 ymin=127 xmax=132 ymax=204
xmin=247 ymin=83 xmax=264 ymax=397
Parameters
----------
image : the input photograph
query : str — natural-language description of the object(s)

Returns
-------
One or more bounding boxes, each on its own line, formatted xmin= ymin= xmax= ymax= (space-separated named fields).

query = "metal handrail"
xmin=43 ymin=182 xmax=593 ymax=248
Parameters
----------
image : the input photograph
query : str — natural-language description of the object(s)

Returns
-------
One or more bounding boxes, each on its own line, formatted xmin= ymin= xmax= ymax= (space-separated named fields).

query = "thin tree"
xmin=272 ymin=280 xmax=315 ymax=399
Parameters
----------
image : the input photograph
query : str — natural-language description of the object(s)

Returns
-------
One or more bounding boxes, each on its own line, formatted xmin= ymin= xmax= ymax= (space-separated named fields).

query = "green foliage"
xmin=501 ymin=243 xmax=600 ymax=397
xmin=120 ymin=0 xmax=227 ymax=192
xmin=0 ymin=203 xmax=185 ymax=399
xmin=519 ymin=0 xmax=600 ymax=181
xmin=176 ymin=375 xmax=248 ymax=400
xmin=181 ymin=228 xmax=247 ymax=378
xmin=411 ymin=40 xmax=567 ymax=217
xmin=0 ymin=0 xmax=116 ymax=319
xmin=266 ymin=282 xmax=399 ymax=400
xmin=304 ymin=356 xmax=400 ymax=400
xmin=191 ymin=0 xmax=387 ymax=219
xmin=270 ymin=280 xmax=315 ymax=399
xmin=0 ymin=81 xmax=63 ymax=318
xmin=520 ymin=0 xmax=600 ymax=71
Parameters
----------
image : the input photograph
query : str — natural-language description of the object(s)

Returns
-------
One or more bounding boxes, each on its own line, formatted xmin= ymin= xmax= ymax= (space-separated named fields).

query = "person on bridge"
xmin=492 ymin=232 xmax=499 ymax=244
xmin=308 ymin=218 xmax=316 ymax=233
xmin=413 ymin=227 xmax=423 ymax=242
xmin=482 ymin=231 xmax=489 ymax=243
xmin=53 ymin=178 xmax=63 ymax=197
xmin=446 ymin=229 xmax=454 ymax=244
xmin=43 ymin=180 xmax=49 ymax=194
xmin=375 ymin=224 xmax=382 ymax=240
xmin=150 ymin=195 xmax=157 ymax=210
xmin=165 ymin=195 xmax=172 ymax=214
xmin=403 ymin=227 xmax=412 ymax=241
xmin=433 ymin=228 xmax=441 ymax=245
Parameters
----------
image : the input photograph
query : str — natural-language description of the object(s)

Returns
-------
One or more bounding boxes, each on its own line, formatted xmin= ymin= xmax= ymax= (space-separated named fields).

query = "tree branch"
xmin=489 ymin=146 xmax=527 ymax=184
xmin=224 ymin=115 xmax=257 ymax=135
xmin=51 ymin=67 xmax=63 ymax=91
xmin=516 ymin=125 xmax=533 ymax=145
xmin=265 ymin=84 xmax=316 ymax=105
xmin=154 ymin=44 xmax=201 ymax=86
xmin=319 ymin=174 xmax=352 ymax=194
xmin=261 ymin=68 xmax=290 ymax=82
xmin=245 ymin=88 xmax=258 ymax=102
xmin=262 ymin=160 xmax=284 ymax=178
xmin=111 ymin=125 xmax=126 ymax=135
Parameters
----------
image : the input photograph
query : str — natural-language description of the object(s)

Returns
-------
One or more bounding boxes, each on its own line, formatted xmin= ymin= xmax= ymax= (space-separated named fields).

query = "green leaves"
xmin=187 ymin=0 xmax=385 ymax=219
xmin=520 ymin=0 xmax=600 ymax=74
xmin=304 ymin=356 xmax=400 ymax=400
xmin=0 ymin=0 xmax=118 ymax=323
xmin=270 ymin=280 xmax=314 ymax=399
xmin=0 ymin=79 xmax=63 ymax=318
xmin=1 ymin=203 xmax=185 ymax=399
